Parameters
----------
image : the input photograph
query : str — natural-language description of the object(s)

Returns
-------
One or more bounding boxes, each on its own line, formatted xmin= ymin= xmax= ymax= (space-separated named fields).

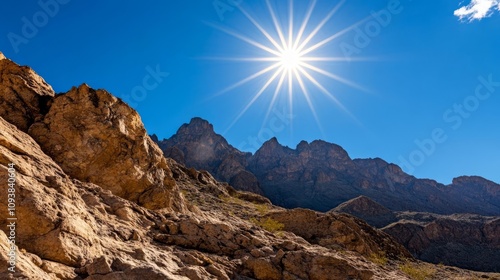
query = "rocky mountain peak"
xmin=177 ymin=117 xmax=216 ymax=136
xmin=0 ymin=51 xmax=5 ymax=60
xmin=259 ymin=137 xmax=282 ymax=150
xmin=154 ymin=117 xmax=263 ymax=194
xmin=452 ymin=175 xmax=494 ymax=186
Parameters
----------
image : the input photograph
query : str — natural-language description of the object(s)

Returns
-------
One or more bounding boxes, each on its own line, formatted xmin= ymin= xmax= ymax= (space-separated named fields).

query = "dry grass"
xmin=254 ymin=203 xmax=269 ymax=215
xmin=250 ymin=217 xmax=285 ymax=232
xmin=399 ymin=262 xmax=436 ymax=280
xmin=369 ymin=252 xmax=388 ymax=266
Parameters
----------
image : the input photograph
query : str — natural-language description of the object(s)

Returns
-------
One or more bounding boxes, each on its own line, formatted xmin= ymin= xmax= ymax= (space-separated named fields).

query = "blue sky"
xmin=1 ymin=0 xmax=499 ymax=184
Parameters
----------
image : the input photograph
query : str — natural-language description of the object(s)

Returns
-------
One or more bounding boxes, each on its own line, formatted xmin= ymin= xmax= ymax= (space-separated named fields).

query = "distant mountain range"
xmin=153 ymin=117 xmax=500 ymax=216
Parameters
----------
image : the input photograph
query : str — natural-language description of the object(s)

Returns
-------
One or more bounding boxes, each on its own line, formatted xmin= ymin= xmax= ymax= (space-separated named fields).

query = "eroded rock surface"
xmin=28 ymin=84 xmax=185 ymax=211
xmin=0 ymin=57 xmax=54 ymax=132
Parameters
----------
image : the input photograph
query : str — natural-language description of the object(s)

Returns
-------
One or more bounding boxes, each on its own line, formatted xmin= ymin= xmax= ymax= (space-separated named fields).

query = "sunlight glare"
xmin=211 ymin=0 xmax=367 ymax=133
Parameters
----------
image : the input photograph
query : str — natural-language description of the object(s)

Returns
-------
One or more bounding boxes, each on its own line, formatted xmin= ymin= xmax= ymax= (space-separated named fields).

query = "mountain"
xmin=154 ymin=118 xmax=500 ymax=216
xmin=4 ymin=53 xmax=486 ymax=279
xmin=154 ymin=117 xmax=263 ymax=195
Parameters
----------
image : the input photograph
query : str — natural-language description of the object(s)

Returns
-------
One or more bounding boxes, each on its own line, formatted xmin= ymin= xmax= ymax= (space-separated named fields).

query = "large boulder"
xmin=29 ymin=84 xmax=185 ymax=211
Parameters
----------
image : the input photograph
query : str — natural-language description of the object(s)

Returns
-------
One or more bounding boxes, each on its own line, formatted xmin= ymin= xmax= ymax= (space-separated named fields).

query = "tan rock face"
xmin=28 ymin=84 xmax=185 ymax=211
xmin=0 ymin=58 xmax=54 ymax=132
xmin=268 ymin=208 xmax=412 ymax=260
xmin=0 ymin=117 xmax=103 ymax=268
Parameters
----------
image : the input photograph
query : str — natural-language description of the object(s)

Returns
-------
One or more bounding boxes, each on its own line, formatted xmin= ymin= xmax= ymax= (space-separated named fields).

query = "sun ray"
xmin=287 ymin=68 xmax=293 ymax=124
xmin=238 ymin=7 xmax=285 ymax=53
xmin=200 ymin=57 xmax=280 ymax=62
xmin=288 ymin=0 xmax=294 ymax=47
xmin=301 ymin=56 xmax=377 ymax=62
xmin=263 ymin=68 xmax=288 ymax=129
xmin=296 ymin=0 xmax=345 ymax=53
xmin=216 ymin=62 xmax=282 ymax=97
xmin=293 ymin=67 xmax=324 ymax=134
xmin=299 ymin=15 xmax=373 ymax=56
xmin=299 ymin=62 xmax=369 ymax=92
xmin=266 ymin=0 xmax=287 ymax=48
xmin=292 ymin=0 xmax=317 ymax=50
xmin=296 ymin=65 xmax=361 ymax=124
xmin=210 ymin=0 xmax=369 ymax=133
xmin=224 ymin=66 xmax=285 ymax=133
xmin=204 ymin=22 xmax=281 ymax=56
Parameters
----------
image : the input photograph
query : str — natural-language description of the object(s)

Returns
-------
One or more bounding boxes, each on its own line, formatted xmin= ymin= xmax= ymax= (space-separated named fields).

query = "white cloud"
xmin=454 ymin=0 xmax=500 ymax=21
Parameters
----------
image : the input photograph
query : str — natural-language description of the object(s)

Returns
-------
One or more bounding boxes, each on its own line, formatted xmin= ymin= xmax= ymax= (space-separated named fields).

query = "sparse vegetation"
xmin=255 ymin=203 xmax=269 ymax=215
xmin=250 ymin=217 xmax=285 ymax=232
xmin=399 ymin=262 xmax=436 ymax=280
xmin=369 ymin=251 xmax=388 ymax=266
xmin=218 ymin=194 xmax=246 ymax=205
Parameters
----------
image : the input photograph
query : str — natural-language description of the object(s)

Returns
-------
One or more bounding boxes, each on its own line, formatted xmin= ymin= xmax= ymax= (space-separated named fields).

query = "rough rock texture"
xmin=0 ymin=114 xmax=417 ymax=280
xmin=154 ymin=118 xmax=263 ymax=194
xmin=28 ymin=84 xmax=185 ymax=211
xmin=383 ymin=213 xmax=500 ymax=272
xmin=333 ymin=196 xmax=500 ymax=272
xmin=333 ymin=196 xmax=398 ymax=228
xmin=267 ymin=208 xmax=411 ymax=260
xmin=0 ymin=56 xmax=54 ymax=132
xmin=158 ymin=119 xmax=500 ymax=216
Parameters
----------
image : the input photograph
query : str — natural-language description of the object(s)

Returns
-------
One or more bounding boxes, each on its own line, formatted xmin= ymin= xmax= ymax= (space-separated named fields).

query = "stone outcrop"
xmin=0 ymin=56 xmax=54 ymax=132
xmin=28 ymin=84 xmax=185 ymax=211
xmin=383 ymin=213 xmax=500 ymax=272
xmin=333 ymin=196 xmax=398 ymax=228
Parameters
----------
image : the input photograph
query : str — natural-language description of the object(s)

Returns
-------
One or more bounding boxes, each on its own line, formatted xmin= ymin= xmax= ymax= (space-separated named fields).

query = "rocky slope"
xmin=155 ymin=118 xmax=500 ymax=216
xmin=333 ymin=196 xmax=500 ymax=272
xmin=4 ymin=53 xmax=496 ymax=279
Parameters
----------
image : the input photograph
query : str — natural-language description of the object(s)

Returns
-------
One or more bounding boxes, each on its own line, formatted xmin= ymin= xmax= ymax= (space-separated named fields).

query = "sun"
xmin=280 ymin=47 xmax=302 ymax=71
xmin=208 ymin=0 xmax=369 ymax=132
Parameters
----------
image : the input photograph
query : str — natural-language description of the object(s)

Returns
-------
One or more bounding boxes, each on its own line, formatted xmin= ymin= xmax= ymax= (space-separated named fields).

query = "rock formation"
xmin=155 ymin=117 xmax=263 ymax=194
xmin=0 ymin=56 xmax=54 ymax=132
xmin=333 ymin=196 xmax=500 ymax=272
xmin=155 ymin=119 xmax=500 ymax=216
xmin=333 ymin=196 xmax=398 ymax=228
xmin=28 ymin=83 xmax=184 ymax=211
